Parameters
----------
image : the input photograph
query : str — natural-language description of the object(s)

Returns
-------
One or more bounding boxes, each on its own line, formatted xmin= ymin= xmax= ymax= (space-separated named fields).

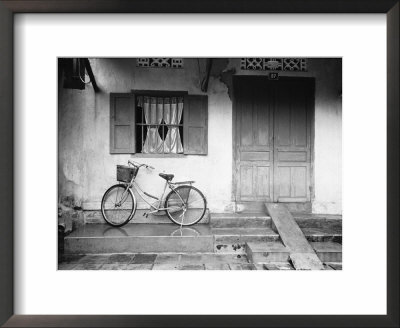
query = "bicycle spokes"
xmin=102 ymin=185 xmax=135 ymax=226
xmin=165 ymin=186 xmax=206 ymax=226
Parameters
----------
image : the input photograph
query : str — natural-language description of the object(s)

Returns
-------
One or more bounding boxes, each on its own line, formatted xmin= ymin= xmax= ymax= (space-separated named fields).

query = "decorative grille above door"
xmin=136 ymin=58 xmax=184 ymax=68
xmin=240 ymin=58 xmax=307 ymax=71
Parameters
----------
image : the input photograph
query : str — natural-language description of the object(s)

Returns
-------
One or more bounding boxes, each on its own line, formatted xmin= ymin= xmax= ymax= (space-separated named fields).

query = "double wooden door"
xmin=234 ymin=76 xmax=314 ymax=203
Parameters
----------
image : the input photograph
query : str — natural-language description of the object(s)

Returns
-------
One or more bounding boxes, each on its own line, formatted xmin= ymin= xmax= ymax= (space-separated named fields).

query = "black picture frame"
xmin=0 ymin=1 xmax=398 ymax=327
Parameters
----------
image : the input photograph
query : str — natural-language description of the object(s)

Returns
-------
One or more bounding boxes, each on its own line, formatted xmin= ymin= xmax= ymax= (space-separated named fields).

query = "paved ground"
xmin=59 ymin=215 xmax=342 ymax=271
xmin=59 ymin=253 xmax=259 ymax=270
xmin=58 ymin=253 xmax=342 ymax=270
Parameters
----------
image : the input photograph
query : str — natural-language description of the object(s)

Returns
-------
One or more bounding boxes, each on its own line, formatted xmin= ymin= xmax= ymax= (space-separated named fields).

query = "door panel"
xmin=254 ymin=95 xmax=271 ymax=147
xmin=256 ymin=166 xmax=271 ymax=198
xmin=276 ymin=166 xmax=291 ymax=197
xmin=235 ymin=79 xmax=273 ymax=202
xmin=275 ymin=96 xmax=291 ymax=147
xmin=275 ymin=165 xmax=308 ymax=201
xmin=240 ymin=107 xmax=253 ymax=147
xmin=239 ymin=165 xmax=253 ymax=197
xmin=292 ymin=166 xmax=307 ymax=197
xmin=292 ymin=100 xmax=308 ymax=147
xmin=234 ymin=77 xmax=313 ymax=203
xmin=277 ymin=151 xmax=307 ymax=162
xmin=273 ymin=80 xmax=312 ymax=202
xmin=241 ymin=151 xmax=271 ymax=161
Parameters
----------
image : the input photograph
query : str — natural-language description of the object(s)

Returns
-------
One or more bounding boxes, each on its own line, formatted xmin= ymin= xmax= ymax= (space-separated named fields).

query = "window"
xmin=136 ymin=95 xmax=184 ymax=154
xmin=110 ymin=91 xmax=208 ymax=155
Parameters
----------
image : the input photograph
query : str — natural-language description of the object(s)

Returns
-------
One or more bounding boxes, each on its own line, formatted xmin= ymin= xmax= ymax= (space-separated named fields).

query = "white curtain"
xmin=140 ymin=96 xmax=183 ymax=154
xmin=163 ymin=97 xmax=183 ymax=153
xmin=142 ymin=97 xmax=164 ymax=153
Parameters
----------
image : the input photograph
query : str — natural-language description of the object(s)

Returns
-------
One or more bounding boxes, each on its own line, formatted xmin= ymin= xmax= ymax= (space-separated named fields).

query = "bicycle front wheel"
xmin=101 ymin=184 xmax=135 ymax=227
xmin=165 ymin=186 xmax=207 ymax=226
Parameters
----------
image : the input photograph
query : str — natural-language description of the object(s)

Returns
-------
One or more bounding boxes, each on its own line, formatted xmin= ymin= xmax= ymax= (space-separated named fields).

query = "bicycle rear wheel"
xmin=101 ymin=184 xmax=135 ymax=227
xmin=165 ymin=185 xmax=207 ymax=226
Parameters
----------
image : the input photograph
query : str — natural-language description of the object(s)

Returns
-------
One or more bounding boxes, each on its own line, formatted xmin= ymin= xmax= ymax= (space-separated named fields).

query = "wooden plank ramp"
xmin=265 ymin=203 xmax=324 ymax=270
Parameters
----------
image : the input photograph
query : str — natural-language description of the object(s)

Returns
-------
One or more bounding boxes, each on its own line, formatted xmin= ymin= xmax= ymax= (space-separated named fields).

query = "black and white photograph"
xmin=1 ymin=1 xmax=395 ymax=323
xmin=58 ymin=57 xmax=342 ymax=271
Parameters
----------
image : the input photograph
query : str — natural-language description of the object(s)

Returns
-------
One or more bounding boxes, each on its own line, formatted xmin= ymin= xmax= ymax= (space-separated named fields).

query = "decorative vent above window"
xmin=136 ymin=58 xmax=184 ymax=68
xmin=240 ymin=58 xmax=307 ymax=71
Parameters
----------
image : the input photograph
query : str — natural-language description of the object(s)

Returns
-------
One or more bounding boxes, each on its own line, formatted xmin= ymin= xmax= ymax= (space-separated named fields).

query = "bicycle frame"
xmin=102 ymin=161 xmax=205 ymax=227
xmin=119 ymin=174 xmax=188 ymax=216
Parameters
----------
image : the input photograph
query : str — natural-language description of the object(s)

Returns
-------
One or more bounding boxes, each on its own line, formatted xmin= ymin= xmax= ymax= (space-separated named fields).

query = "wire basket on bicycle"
xmin=116 ymin=165 xmax=138 ymax=183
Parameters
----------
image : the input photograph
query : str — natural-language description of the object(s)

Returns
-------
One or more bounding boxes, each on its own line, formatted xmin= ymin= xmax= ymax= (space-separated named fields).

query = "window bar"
xmin=153 ymin=97 xmax=156 ymax=153
xmin=141 ymin=97 xmax=145 ymax=153
xmin=156 ymin=97 xmax=162 ymax=153
xmin=180 ymin=99 xmax=183 ymax=148
xmin=162 ymin=98 xmax=165 ymax=154
xmin=170 ymin=98 xmax=172 ymax=153
xmin=159 ymin=99 xmax=161 ymax=152
xmin=158 ymin=97 xmax=162 ymax=154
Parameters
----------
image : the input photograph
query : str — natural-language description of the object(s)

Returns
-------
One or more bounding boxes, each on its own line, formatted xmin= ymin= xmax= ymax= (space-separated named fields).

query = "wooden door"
xmin=273 ymin=79 xmax=312 ymax=202
xmin=234 ymin=77 xmax=313 ymax=203
xmin=234 ymin=78 xmax=274 ymax=202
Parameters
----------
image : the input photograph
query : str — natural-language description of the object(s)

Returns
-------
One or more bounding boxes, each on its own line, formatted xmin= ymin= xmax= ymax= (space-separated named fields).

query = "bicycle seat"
xmin=159 ymin=173 xmax=174 ymax=181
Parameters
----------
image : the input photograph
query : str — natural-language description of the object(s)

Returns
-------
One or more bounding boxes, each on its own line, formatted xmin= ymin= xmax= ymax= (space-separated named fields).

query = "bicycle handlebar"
xmin=128 ymin=160 xmax=155 ymax=170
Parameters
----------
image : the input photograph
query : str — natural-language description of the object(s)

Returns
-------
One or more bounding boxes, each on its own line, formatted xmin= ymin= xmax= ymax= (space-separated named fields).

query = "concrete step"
xmin=310 ymin=242 xmax=342 ymax=262
xmin=324 ymin=262 xmax=342 ymax=270
xmin=284 ymin=214 xmax=342 ymax=243
xmin=83 ymin=209 xmax=210 ymax=224
xmin=64 ymin=223 xmax=281 ymax=256
xmin=302 ymin=228 xmax=342 ymax=243
xmin=64 ymin=223 xmax=214 ymax=254
xmin=212 ymin=227 xmax=280 ymax=254
xmin=293 ymin=214 xmax=342 ymax=230
xmin=245 ymin=242 xmax=290 ymax=263
xmin=210 ymin=213 xmax=272 ymax=228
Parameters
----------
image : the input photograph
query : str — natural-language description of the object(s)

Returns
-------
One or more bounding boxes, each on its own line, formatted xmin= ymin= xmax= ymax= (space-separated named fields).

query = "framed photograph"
xmin=0 ymin=1 xmax=398 ymax=327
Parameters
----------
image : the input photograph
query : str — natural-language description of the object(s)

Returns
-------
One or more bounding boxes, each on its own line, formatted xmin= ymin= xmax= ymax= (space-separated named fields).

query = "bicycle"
xmin=101 ymin=160 xmax=207 ymax=227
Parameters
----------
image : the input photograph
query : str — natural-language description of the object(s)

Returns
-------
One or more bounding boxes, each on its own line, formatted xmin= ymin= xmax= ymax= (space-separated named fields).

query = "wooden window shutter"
xmin=110 ymin=93 xmax=136 ymax=154
xmin=183 ymin=95 xmax=208 ymax=155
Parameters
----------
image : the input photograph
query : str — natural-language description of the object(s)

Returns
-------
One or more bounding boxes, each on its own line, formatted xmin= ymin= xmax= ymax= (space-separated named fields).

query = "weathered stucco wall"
xmin=309 ymin=59 xmax=342 ymax=214
xmin=58 ymin=58 xmax=341 ymax=215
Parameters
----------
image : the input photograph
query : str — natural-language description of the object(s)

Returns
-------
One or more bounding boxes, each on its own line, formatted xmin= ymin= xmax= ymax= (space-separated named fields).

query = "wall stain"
xmin=219 ymin=68 xmax=236 ymax=101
